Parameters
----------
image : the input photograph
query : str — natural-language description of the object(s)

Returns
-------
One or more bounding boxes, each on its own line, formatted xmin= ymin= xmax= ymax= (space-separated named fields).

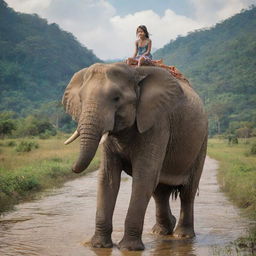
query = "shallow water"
xmin=0 ymin=157 xmax=252 ymax=255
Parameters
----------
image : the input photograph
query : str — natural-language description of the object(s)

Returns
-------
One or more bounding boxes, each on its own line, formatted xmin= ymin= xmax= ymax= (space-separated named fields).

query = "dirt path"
xmin=0 ymin=157 xmax=252 ymax=255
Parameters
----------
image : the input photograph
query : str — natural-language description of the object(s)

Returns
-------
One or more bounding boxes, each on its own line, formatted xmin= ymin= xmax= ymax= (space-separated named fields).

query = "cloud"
xmin=6 ymin=0 xmax=51 ymax=13
xmin=216 ymin=0 xmax=253 ymax=20
xmin=38 ymin=0 xmax=117 ymax=59
xmin=190 ymin=0 xmax=256 ymax=23
xmin=5 ymin=0 xmax=256 ymax=60
xmin=41 ymin=0 xmax=116 ymax=31
xmin=110 ymin=9 xmax=205 ymax=59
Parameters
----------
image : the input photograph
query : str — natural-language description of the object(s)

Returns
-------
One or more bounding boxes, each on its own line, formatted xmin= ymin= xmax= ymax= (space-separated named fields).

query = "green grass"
xmin=207 ymin=137 xmax=256 ymax=250
xmin=207 ymin=138 xmax=256 ymax=218
xmin=0 ymin=135 xmax=100 ymax=213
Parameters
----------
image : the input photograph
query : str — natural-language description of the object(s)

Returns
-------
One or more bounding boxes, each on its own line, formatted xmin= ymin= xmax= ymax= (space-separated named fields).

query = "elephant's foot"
xmin=91 ymin=234 xmax=113 ymax=248
xmin=173 ymin=226 xmax=195 ymax=239
xmin=152 ymin=223 xmax=173 ymax=235
xmin=152 ymin=215 xmax=176 ymax=235
xmin=118 ymin=237 xmax=144 ymax=251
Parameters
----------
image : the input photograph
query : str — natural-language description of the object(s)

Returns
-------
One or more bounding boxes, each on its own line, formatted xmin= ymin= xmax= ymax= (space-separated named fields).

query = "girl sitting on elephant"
xmin=125 ymin=25 xmax=190 ymax=85
xmin=126 ymin=25 xmax=153 ymax=66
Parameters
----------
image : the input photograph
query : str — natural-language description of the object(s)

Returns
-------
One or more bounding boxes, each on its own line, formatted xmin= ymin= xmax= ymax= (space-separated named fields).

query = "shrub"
xmin=15 ymin=141 xmax=39 ymax=152
xmin=39 ymin=133 xmax=51 ymax=139
xmin=236 ymin=127 xmax=251 ymax=139
xmin=16 ymin=175 xmax=41 ymax=192
xmin=0 ymin=173 xmax=40 ymax=198
xmin=227 ymin=134 xmax=238 ymax=144
xmin=0 ymin=111 xmax=17 ymax=138
xmin=5 ymin=141 xmax=16 ymax=147
xmin=47 ymin=166 xmax=65 ymax=178
xmin=14 ymin=116 xmax=57 ymax=137
xmin=238 ymin=165 xmax=254 ymax=172
xmin=39 ymin=129 xmax=56 ymax=139
xmin=232 ymin=137 xmax=238 ymax=144
xmin=250 ymin=143 xmax=256 ymax=155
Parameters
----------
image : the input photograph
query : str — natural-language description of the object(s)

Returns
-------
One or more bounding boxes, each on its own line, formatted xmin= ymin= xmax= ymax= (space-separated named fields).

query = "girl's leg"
xmin=126 ymin=58 xmax=138 ymax=65
xmin=137 ymin=56 xmax=146 ymax=66
xmin=138 ymin=56 xmax=153 ymax=66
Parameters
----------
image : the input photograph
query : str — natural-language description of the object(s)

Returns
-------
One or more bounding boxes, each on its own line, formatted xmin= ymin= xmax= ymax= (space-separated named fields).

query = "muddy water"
xmin=0 ymin=157 xmax=251 ymax=256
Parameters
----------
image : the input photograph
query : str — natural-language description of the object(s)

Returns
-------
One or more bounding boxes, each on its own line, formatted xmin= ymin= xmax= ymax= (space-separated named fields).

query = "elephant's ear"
xmin=136 ymin=67 xmax=184 ymax=133
xmin=62 ymin=68 xmax=87 ymax=122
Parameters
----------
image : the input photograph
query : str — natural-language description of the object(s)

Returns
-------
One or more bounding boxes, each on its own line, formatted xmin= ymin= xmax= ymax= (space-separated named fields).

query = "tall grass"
xmin=207 ymin=138 xmax=256 ymax=219
xmin=0 ymin=136 xmax=100 ymax=213
xmin=207 ymin=137 xmax=256 ymax=248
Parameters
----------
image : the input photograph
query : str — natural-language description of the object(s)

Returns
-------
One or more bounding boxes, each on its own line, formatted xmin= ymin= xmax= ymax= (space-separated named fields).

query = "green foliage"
xmin=227 ymin=134 xmax=238 ymax=144
xmin=0 ymin=1 xmax=102 ymax=118
xmin=154 ymin=6 xmax=256 ymax=135
xmin=207 ymin=138 xmax=256 ymax=219
xmin=39 ymin=132 xmax=51 ymax=140
xmin=0 ymin=170 xmax=41 ymax=212
xmin=0 ymin=136 xmax=100 ymax=213
xmin=5 ymin=140 xmax=16 ymax=147
xmin=0 ymin=173 xmax=41 ymax=196
xmin=15 ymin=141 xmax=39 ymax=152
xmin=250 ymin=143 xmax=256 ymax=155
xmin=236 ymin=127 xmax=251 ymax=138
xmin=14 ymin=115 xmax=57 ymax=137
xmin=0 ymin=119 xmax=16 ymax=136
xmin=0 ymin=111 xmax=17 ymax=137
xmin=31 ymin=101 xmax=76 ymax=133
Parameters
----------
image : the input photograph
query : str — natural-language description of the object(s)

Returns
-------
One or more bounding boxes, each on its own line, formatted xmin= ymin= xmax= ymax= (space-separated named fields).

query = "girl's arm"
xmin=143 ymin=39 xmax=152 ymax=56
xmin=132 ymin=41 xmax=138 ymax=58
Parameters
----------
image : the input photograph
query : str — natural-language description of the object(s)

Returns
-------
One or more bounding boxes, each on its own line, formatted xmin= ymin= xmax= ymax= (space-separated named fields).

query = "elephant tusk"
xmin=64 ymin=130 xmax=80 ymax=145
xmin=99 ymin=132 xmax=109 ymax=145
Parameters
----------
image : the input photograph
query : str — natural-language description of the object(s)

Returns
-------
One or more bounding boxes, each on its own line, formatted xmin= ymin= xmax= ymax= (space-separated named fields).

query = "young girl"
xmin=126 ymin=25 xmax=153 ymax=66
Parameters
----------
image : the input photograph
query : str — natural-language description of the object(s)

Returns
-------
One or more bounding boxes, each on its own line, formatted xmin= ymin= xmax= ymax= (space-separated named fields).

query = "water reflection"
xmin=87 ymin=237 xmax=197 ymax=256
xmin=0 ymin=157 xmax=252 ymax=256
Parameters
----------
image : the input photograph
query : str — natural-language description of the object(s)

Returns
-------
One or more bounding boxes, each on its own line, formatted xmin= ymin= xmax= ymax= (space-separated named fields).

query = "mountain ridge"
xmin=153 ymin=6 xmax=256 ymax=135
xmin=0 ymin=0 xmax=102 ymax=115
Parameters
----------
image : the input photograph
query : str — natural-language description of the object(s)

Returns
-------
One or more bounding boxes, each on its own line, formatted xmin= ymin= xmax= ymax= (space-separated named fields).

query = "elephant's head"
xmin=62 ymin=63 xmax=182 ymax=173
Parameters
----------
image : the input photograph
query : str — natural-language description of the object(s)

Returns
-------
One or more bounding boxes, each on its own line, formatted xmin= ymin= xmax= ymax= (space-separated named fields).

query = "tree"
xmin=0 ymin=111 xmax=16 ymax=138
xmin=236 ymin=127 xmax=251 ymax=138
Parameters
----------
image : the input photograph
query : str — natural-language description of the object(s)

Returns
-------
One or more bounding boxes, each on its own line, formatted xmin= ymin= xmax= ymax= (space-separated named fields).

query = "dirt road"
xmin=0 ymin=157 xmax=251 ymax=255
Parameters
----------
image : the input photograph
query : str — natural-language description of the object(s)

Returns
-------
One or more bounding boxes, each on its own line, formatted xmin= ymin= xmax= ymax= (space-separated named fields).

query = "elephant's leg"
xmin=91 ymin=149 xmax=122 ymax=248
xmin=152 ymin=183 xmax=176 ymax=235
xmin=118 ymin=171 xmax=157 ymax=250
xmin=173 ymin=186 xmax=196 ymax=238
xmin=118 ymin=132 xmax=169 ymax=251
xmin=173 ymin=137 xmax=207 ymax=238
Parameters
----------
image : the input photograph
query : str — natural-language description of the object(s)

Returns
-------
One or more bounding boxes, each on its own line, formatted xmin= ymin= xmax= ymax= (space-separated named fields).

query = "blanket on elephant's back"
xmin=151 ymin=59 xmax=190 ymax=84
xmin=128 ymin=59 xmax=191 ymax=86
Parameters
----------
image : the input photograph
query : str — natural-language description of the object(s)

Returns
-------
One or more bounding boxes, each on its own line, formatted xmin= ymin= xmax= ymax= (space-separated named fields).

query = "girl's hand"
xmin=143 ymin=39 xmax=152 ymax=56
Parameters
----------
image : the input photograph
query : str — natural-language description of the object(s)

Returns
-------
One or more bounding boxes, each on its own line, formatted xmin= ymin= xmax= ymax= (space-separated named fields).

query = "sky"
xmin=5 ymin=0 xmax=256 ymax=60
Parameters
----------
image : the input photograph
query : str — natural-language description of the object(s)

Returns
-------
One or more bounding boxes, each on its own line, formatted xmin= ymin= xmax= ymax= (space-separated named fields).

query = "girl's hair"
xmin=136 ymin=25 xmax=150 ymax=38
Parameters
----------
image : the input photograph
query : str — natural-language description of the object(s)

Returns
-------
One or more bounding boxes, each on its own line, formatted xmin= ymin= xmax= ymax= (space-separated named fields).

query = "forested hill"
xmin=154 ymin=6 xmax=256 ymax=136
xmin=0 ymin=0 xmax=101 ymax=115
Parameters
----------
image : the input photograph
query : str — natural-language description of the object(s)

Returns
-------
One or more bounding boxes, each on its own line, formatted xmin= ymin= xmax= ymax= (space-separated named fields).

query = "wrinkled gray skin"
xmin=62 ymin=63 xmax=208 ymax=251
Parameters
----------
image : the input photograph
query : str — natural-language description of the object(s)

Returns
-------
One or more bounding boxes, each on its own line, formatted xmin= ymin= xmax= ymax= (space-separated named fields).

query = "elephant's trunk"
xmin=72 ymin=106 xmax=102 ymax=173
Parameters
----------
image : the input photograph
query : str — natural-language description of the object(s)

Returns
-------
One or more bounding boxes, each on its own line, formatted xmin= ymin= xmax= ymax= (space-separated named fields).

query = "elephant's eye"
xmin=113 ymin=96 xmax=120 ymax=102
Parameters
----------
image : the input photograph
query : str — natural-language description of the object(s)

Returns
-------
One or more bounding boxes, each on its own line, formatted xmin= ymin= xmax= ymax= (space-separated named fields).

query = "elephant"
xmin=62 ymin=62 xmax=208 ymax=251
